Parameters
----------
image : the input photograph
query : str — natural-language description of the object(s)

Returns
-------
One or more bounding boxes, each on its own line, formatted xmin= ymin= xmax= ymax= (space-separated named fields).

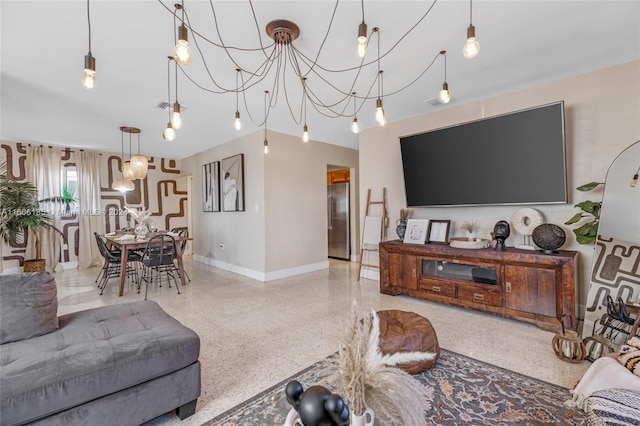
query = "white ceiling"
xmin=1 ymin=1 xmax=639 ymax=160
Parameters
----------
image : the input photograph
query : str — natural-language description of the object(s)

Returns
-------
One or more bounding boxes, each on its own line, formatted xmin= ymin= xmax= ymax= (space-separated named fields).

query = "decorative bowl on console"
xmin=449 ymin=238 xmax=490 ymax=249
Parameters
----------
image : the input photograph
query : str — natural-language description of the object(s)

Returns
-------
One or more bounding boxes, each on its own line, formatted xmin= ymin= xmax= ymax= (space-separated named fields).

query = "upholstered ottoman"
xmin=377 ymin=310 xmax=440 ymax=374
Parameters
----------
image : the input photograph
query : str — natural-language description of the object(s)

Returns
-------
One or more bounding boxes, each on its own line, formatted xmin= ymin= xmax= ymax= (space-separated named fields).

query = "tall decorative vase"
xmin=351 ymin=408 xmax=374 ymax=426
xmin=134 ymin=222 xmax=148 ymax=238
xmin=396 ymin=219 xmax=408 ymax=240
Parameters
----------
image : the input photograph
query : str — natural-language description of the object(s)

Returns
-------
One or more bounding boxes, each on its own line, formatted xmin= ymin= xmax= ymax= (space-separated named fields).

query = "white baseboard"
xmin=350 ymin=254 xmax=360 ymax=262
xmin=359 ymin=267 xmax=380 ymax=281
xmin=59 ymin=261 xmax=79 ymax=270
xmin=193 ymin=255 xmax=329 ymax=282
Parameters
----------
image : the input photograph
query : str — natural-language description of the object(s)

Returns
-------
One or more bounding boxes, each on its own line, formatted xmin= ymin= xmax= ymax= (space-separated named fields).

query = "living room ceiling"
xmin=1 ymin=1 xmax=638 ymax=160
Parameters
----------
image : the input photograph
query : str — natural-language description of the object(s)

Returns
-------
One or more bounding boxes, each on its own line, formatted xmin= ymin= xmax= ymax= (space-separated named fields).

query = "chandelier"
xmin=158 ymin=0 xmax=480 ymax=149
xmin=112 ymin=126 xmax=148 ymax=192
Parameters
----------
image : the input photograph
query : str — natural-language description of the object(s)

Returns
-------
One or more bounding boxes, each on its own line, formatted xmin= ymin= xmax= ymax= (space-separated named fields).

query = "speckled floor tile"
xmin=51 ymin=258 xmax=589 ymax=425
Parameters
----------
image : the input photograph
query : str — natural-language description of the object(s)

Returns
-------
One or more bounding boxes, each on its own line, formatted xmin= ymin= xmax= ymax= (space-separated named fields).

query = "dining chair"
xmin=94 ymin=232 xmax=141 ymax=295
xmin=175 ymin=229 xmax=191 ymax=282
xmin=139 ymin=234 xmax=181 ymax=300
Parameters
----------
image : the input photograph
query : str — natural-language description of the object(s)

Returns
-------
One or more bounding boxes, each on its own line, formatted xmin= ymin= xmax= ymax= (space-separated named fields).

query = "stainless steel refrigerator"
xmin=327 ymin=182 xmax=350 ymax=260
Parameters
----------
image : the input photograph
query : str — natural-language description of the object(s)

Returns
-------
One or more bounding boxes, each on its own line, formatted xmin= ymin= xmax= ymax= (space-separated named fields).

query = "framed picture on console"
xmin=427 ymin=219 xmax=451 ymax=244
xmin=403 ymin=219 xmax=429 ymax=244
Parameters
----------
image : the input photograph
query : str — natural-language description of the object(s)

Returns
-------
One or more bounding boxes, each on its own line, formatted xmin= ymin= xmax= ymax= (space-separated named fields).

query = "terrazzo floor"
xmin=54 ymin=257 xmax=590 ymax=425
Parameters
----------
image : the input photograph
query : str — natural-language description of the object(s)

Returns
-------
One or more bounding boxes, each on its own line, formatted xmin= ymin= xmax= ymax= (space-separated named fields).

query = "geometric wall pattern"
xmin=582 ymin=234 xmax=640 ymax=338
xmin=1 ymin=141 xmax=187 ymax=270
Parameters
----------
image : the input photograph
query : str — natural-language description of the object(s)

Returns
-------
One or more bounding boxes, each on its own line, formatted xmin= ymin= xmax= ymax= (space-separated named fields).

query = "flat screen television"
xmin=400 ymin=101 xmax=567 ymax=207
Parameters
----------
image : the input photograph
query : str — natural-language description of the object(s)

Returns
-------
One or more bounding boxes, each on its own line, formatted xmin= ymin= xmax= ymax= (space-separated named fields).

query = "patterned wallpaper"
xmin=1 ymin=142 xmax=188 ymax=269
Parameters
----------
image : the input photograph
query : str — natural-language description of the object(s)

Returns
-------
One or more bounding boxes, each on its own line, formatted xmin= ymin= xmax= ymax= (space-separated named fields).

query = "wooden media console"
xmin=379 ymin=240 xmax=578 ymax=332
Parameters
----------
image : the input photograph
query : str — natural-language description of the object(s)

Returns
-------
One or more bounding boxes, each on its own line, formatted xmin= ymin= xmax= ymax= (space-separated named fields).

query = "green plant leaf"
xmin=575 ymin=221 xmax=598 ymax=236
xmin=575 ymin=233 xmax=596 ymax=244
xmin=565 ymin=213 xmax=584 ymax=225
xmin=577 ymin=182 xmax=604 ymax=192
xmin=574 ymin=200 xmax=601 ymax=215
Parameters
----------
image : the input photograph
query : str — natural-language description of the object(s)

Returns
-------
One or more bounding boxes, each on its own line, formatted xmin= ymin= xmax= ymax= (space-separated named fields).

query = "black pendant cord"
xmin=167 ymin=58 xmax=172 ymax=121
xmin=86 ymin=0 xmax=91 ymax=53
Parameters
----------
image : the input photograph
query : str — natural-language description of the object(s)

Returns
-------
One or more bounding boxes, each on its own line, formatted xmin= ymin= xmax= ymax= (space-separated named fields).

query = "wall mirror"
xmin=582 ymin=141 xmax=640 ymax=344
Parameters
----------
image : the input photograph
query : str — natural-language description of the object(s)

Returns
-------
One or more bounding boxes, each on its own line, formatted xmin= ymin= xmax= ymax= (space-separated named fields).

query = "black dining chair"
xmin=94 ymin=232 xmax=141 ymax=295
xmin=139 ymin=234 xmax=181 ymax=300
xmin=175 ymin=229 xmax=191 ymax=282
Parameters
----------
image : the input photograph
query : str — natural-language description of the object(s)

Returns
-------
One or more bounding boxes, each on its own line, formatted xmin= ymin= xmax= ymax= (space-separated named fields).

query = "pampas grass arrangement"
xmin=337 ymin=303 xmax=434 ymax=424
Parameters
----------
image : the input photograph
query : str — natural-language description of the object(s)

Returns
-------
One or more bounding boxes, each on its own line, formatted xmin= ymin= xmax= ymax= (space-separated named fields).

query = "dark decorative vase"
xmin=532 ymin=223 xmax=566 ymax=253
xmin=396 ymin=219 xmax=408 ymax=240
xmin=493 ymin=220 xmax=511 ymax=251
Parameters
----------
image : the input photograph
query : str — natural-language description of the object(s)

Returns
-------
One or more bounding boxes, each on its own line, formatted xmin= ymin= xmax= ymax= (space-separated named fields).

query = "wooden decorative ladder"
xmin=357 ymin=188 xmax=388 ymax=281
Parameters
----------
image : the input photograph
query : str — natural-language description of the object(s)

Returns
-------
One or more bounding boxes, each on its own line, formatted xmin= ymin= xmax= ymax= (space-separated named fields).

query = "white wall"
xmin=358 ymin=60 xmax=640 ymax=311
xmin=181 ymin=129 xmax=358 ymax=281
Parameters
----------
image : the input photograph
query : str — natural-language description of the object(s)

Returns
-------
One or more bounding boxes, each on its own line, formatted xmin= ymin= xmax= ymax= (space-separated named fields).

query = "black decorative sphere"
xmin=532 ymin=224 xmax=566 ymax=253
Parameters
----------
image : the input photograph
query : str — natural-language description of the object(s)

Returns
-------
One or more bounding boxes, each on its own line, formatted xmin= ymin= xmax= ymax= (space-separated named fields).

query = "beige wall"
xmin=264 ymin=131 xmax=359 ymax=274
xmin=182 ymin=129 xmax=359 ymax=281
xmin=358 ymin=60 xmax=640 ymax=312
xmin=181 ymin=132 xmax=266 ymax=276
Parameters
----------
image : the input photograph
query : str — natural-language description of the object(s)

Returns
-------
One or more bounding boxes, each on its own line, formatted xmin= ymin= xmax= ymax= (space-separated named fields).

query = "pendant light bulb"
xmin=264 ymin=139 xmax=269 ymax=154
xmin=235 ymin=111 xmax=242 ymax=131
xmin=171 ymin=102 xmax=182 ymax=129
xmin=83 ymin=53 xmax=96 ymax=90
xmin=302 ymin=124 xmax=309 ymax=143
xmin=174 ymin=24 xmax=192 ymax=65
xmin=351 ymin=118 xmax=360 ymax=134
xmin=375 ymin=98 xmax=385 ymax=126
xmin=163 ymin=122 xmax=176 ymax=141
xmin=463 ymin=25 xmax=480 ymax=58
xmin=357 ymin=21 xmax=368 ymax=58
xmin=631 ymin=173 xmax=639 ymax=188
xmin=439 ymin=83 xmax=451 ymax=104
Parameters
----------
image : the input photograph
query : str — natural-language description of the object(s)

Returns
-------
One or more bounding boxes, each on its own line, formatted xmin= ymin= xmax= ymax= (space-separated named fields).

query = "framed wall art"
xmin=427 ymin=219 xmax=451 ymax=244
xmin=202 ymin=161 xmax=220 ymax=212
xmin=221 ymin=154 xmax=245 ymax=212
xmin=403 ymin=219 xmax=429 ymax=244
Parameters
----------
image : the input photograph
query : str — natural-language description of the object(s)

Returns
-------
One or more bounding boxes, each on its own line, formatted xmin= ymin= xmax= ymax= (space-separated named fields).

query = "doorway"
xmin=327 ymin=165 xmax=351 ymax=260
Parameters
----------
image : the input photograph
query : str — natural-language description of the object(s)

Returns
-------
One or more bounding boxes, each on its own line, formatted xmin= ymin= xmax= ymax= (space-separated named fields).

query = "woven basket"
xmin=23 ymin=259 xmax=46 ymax=272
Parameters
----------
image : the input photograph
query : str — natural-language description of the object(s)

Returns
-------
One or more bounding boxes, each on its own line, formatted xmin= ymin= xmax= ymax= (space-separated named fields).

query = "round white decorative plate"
xmin=450 ymin=238 xmax=490 ymax=249
xmin=511 ymin=208 xmax=543 ymax=236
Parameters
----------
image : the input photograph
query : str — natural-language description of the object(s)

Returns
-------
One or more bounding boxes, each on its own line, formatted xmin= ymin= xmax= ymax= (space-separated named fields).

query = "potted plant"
xmin=40 ymin=184 xmax=77 ymax=214
xmin=564 ymin=182 xmax=603 ymax=244
xmin=0 ymin=162 xmax=65 ymax=271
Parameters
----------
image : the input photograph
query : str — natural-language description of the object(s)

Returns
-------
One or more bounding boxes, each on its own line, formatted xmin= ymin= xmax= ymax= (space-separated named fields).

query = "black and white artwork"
xmin=221 ymin=154 xmax=245 ymax=212
xmin=202 ymin=161 xmax=219 ymax=212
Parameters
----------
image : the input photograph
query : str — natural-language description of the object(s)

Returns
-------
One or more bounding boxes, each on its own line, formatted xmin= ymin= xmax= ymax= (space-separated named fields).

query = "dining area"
xmin=95 ymin=229 xmax=193 ymax=298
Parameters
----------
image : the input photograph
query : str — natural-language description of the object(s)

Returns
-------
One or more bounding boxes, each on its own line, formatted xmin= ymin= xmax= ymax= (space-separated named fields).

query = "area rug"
xmin=204 ymin=349 xmax=585 ymax=425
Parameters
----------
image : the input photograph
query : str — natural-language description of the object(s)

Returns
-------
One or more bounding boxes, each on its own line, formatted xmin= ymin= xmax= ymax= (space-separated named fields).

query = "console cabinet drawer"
xmin=419 ymin=280 xmax=457 ymax=297
xmin=458 ymin=286 xmax=502 ymax=307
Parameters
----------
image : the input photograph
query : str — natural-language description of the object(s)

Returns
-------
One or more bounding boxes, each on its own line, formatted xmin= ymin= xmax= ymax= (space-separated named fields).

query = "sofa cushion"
xmin=0 ymin=272 xmax=58 ymax=344
xmin=0 ymin=300 xmax=200 ymax=426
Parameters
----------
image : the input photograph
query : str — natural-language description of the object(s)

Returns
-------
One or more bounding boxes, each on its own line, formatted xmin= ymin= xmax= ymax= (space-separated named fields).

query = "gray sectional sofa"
xmin=0 ymin=272 xmax=201 ymax=426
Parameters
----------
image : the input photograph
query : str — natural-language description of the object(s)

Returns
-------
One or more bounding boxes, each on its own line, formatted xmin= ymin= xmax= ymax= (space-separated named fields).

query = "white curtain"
xmin=77 ymin=150 xmax=105 ymax=269
xmin=25 ymin=146 xmax=62 ymax=272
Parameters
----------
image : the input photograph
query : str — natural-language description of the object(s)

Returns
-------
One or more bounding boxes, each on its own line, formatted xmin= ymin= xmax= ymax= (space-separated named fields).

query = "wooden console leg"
xmin=176 ymin=399 xmax=197 ymax=420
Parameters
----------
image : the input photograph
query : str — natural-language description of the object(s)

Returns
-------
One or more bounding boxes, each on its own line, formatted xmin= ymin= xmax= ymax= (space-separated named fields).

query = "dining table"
xmin=104 ymin=232 xmax=193 ymax=297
